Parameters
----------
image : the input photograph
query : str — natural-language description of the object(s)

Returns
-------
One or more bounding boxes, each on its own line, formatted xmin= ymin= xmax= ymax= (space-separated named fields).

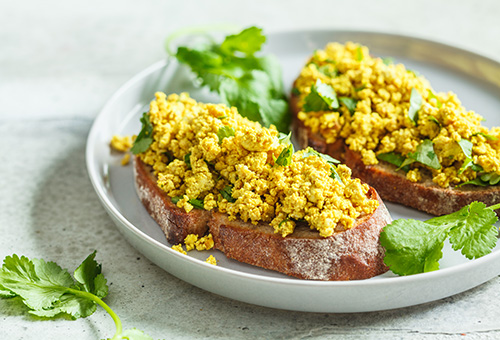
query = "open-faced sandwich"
xmin=291 ymin=42 xmax=500 ymax=216
xmin=130 ymin=92 xmax=391 ymax=280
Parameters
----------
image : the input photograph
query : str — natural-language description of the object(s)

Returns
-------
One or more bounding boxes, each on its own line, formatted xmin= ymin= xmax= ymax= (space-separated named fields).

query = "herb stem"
xmin=487 ymin=203 xmax=500 ymax=211
xmin=164 ymin=23 xmax=240 ymax=55
xmin=68 ymin=288 xmax=123 ymax=340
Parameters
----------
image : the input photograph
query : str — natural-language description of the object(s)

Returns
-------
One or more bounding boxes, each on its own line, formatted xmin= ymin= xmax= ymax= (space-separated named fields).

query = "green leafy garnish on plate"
xmin=0 ymin=252 xmax=154 ymax=340
xmin=408 ymin=88 xmax=423 ymax=125
xmin=301 ymin=147 xmax=343 ymax=183
xmin=217 ymin=126 xmax=235 ymax=144
xmin=171 ymin=26 xmax=290 ymax=132
xmin=275 ymin=143 xmax=294 ymax=167
xmin=131 ymin=112 xmax=153 ymax=155
xmin=400 ymin=139 xmax=441 ymax=170
xmin=303 ymin=79 xmax=339 ymax=112
xmin=381 ymin=202 xmax=500 ymax=276
xmin=220 ymin=185 xmax=236 ymax=202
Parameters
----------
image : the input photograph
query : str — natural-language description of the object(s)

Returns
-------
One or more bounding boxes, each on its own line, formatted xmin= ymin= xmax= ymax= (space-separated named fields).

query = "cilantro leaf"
xmin=381 ymin=219 xmax=450 ymax=275
xmin=381 ymin=201 xmax=500 ymax=276
xmin=220 ymin=185 xmax=236 ymax=202
xmin=188 ymin=199 xmax=205 ymax=210
xmin=275 ymin=143 xmax=294 ymax=166
xmin=401 ymin=139 xmax=441 ymax=170
xmin=278 ymin=132 xmax=292 ymax=145
xmin=217 ymin=126 xmax=235 ymax=144
xmin=73 ymin=251 xmax=108 ymax=299
xmin=0 ymin=255 xmax=74 ymax=311
xmin=473 ymin=132 xmax=498 ymax=141
xmin=184 ymin=152 xmax=192 ymax=169
xmin=355 ymin=46 xmax=364 ymax=61
xmin=457 ymin=139 xmax=475 ymax=174
xmin=220 ymin=26 xmax=265 ymax=56
xmin=0 ymin=252 xmax=155 ymax=339
xmin=339 ymin=97 xmax=358 ymax=114
xmin=131 ymin=112 xmax=154 ymax=155
xmin=173 ymin=26 xmax=290 ymax=132
xmin=301 ymin=147 xmax=340 ymax=165
xmin=303 ymin=80 xmax=339 ymax=112
xmin=427 ymin=90 xmax=442 ymax=108
xmin=408 ymin=88 xmax=423 ymax=125
xmin=301 ymin=147 xmax=343 ymax=183
xmin=444 ymin=202 xmax=498 ymax=259
xmin=377 ymin=152 xmax=407 ymax=169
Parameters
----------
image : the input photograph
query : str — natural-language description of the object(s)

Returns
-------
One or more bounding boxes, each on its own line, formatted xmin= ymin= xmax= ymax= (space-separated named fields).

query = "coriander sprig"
xmin=169 ymin=26 xmax=290 ymax=133
xmin=381 ymin=202 xmax=500 ymax=276
xmin=0 ymin=251 xmax=154 ymax=340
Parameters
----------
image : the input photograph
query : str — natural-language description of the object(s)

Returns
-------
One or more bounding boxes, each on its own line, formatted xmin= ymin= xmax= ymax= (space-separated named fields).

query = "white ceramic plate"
xmin=86 ymin=30 xmax=500 ymax=313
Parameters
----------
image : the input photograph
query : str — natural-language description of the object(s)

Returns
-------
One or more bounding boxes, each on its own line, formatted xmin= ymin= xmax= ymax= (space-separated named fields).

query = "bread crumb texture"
xmin=138 ymin=92 xmax=378 ymax=237
xmin=294 ymin=42 xmax=500 ymax=188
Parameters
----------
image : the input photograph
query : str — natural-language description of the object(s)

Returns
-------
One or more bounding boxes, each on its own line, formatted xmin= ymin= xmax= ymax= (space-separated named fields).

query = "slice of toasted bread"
xmin=133 ymin=156 xmax=211 ymax=245
xmin=291 ymin=91 xmax=500 ymax=216
xmin=133 ymin=156 xmax=391 ymax=280
xmin=209 ymin=187 xmax=390 ymax=280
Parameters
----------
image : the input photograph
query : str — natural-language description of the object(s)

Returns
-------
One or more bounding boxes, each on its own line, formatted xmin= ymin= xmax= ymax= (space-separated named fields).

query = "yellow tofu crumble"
xmin=137 ymin=92 xmax=378 ymax=238
xmin=294 ymin=42 xmax=500 ymax=188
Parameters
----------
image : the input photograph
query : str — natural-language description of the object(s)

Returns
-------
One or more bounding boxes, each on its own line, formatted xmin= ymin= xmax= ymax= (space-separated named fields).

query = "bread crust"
xmin=133 ymin=156 xmax=391 ymax=280
xmin=290 ymin=91 xmax=500 ymax=216
xmin=133 ymin=156 xmax=211 ymax=245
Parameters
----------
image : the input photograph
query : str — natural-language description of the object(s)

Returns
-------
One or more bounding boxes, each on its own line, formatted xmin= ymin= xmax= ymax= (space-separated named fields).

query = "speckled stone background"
xmin=2 ymin=0 xmax=500 ymax=339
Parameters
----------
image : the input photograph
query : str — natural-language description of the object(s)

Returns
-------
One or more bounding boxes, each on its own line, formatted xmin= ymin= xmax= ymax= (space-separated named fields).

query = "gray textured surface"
xmin=1 ymin=0 xmax=500 ymax=339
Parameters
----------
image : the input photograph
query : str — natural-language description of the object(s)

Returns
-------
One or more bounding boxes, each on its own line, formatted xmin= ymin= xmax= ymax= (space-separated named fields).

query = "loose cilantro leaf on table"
xmin=171 ymin=26 xmax=290 ymax=132
xmin=408 ymin=88 xmax=423 ymax=125
xmin=131 ymin=112 xmax=154 ymax=155
xmin=381 ymin=202 xmax=500 ymax=276
xmin=303 ymin=79 xmax=339 ymax=112
xmin=0 ymin=252 xmax=154 ymax=340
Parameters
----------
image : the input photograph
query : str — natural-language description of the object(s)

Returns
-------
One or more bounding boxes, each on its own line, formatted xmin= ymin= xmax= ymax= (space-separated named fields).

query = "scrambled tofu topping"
xmin=138 ymin=92 xmax=378 ymax=237
xmin=294 ymin=42 xmax=500 ymax=188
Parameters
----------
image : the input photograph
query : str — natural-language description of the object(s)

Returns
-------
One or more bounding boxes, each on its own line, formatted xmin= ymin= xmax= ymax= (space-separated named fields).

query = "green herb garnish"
xmin=171 ymin=26 xmax=290 ymax=132
xmin=428 ymin=116 xmax=442 ymax=128
xmin=171 ymin=196 xmax=205 ymax=209
xmin=217 ymin=126 xmax=235 ymax=144
xmin=275 ymin=143 xmax=294 ymax=166
xmin=220 ymin=185 xmax=236 ymax=202
xmin=131 ymin=112 xmax=153 ymax=155
xmin=339 ymin=97 xmax=358 ymax=114
xmin=301 ymin=147 xmax=342 ymax=183
xmin=355 ymin=46 xmax=364 ymax=61
xmin=381 ymin=202 xmax=500 ymax=275
xmin=0 ymin=252 xmax=153 ymax=340
xmin=278 ymin=131 xmax=292 ymax=145
xmin=377 ymin=152 xmax=409 ymax=171
xmin=400 ymin=139 xmax=441 ymax=170
xmin=408 ymin=88 xmax=423 ymax=125
xmin=303 ymin=79 xmax=339 ymax=112
xmin=473 ymin=132 xmax=498 ymax=141
xmin=427 ymin=90 xmax=442 ymax=108
xmin=184 ymin=152 xmax=192 ymax=169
